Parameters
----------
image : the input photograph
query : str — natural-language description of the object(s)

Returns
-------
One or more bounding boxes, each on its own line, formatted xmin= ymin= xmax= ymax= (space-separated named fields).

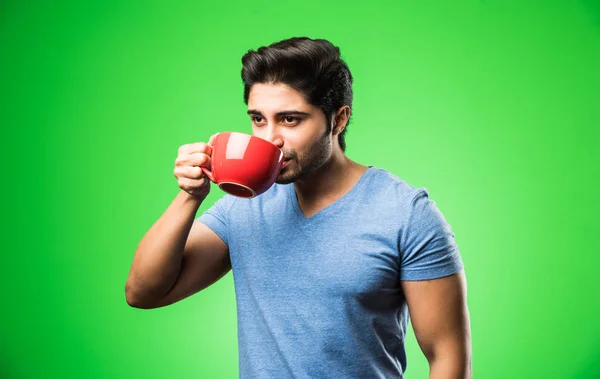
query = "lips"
xmin=281 ymin=158 xmax=292 ymax=169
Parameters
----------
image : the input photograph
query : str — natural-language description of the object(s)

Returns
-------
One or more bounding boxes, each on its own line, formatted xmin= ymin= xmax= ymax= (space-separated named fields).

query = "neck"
xmin=293 ymin=148 xmax=366 ymax=206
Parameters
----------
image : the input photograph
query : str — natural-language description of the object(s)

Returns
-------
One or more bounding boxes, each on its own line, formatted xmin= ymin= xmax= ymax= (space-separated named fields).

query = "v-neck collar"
xmin=287 ymin=166 xmax=374 ymax=222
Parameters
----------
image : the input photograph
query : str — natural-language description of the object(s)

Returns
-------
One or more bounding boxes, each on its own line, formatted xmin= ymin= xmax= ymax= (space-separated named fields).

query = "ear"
xmin=332 ymin=106 xmax=351 ymax=135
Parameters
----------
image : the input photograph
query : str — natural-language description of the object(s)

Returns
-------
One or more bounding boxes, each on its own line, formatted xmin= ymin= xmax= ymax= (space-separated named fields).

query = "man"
xmin=126 ymin=37 xmax=472 ymax=379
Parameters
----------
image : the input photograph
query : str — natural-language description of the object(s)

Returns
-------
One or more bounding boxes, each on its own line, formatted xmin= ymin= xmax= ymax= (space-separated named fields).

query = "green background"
xmin=2 ymin=0 xmax=599 ymax=378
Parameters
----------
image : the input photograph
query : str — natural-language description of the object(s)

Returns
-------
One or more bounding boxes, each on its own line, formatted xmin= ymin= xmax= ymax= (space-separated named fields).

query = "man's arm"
xmin=125 ymin=190 xmax=231 ymax=309
xmin=125 ymin=138 xmax=231 ymax=309
xmin=401 ymin=271 xmax=472 ymax=379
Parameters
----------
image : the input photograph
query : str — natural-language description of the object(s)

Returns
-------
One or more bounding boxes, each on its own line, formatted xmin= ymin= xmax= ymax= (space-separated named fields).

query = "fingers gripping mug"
xmin=201 ymin=132 xmax=285 ymax=198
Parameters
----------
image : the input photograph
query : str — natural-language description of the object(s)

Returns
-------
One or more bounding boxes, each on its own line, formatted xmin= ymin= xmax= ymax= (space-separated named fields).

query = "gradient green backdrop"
xmin=2 ymin=1 xmax=599 ymax=378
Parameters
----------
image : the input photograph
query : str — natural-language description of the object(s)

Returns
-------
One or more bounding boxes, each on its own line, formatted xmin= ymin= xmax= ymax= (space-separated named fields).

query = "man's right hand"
xmin=174 ymin=134 xmax=217 ymax=199
xmin=127 ymin=135 xmax=230 ymax=309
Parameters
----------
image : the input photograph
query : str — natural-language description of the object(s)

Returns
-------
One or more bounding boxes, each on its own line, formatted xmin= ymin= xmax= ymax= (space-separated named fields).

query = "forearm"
xmin=426 ymin=329 xmax=472 ymax=379
xmin=126 ymin=190 xmax=203 ymax=304
xmin=429 ymin=354 xmax=472 ymax=379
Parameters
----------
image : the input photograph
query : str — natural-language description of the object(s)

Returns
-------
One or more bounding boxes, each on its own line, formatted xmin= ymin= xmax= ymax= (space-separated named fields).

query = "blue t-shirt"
xmin=198 ymin=166 xmax=463 ymax=378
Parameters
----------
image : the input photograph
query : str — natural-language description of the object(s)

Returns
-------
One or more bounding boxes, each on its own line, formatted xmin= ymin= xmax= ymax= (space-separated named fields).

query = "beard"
xmin=275 ymin=130 xmax=332 ymax=185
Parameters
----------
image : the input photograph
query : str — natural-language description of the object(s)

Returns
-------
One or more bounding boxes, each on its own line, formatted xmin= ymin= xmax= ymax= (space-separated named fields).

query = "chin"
xmin=275 ymin=175 xmax=295 ymax=185
xmin=275 ymin=167 xmax=300 ymax=185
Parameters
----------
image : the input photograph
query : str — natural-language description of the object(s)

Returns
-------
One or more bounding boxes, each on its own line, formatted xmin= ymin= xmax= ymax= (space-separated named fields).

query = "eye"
xmin=282 ymin=116 xmax=300 ymax=125
xmin=251 ymin=115 xmax=264 ymax=124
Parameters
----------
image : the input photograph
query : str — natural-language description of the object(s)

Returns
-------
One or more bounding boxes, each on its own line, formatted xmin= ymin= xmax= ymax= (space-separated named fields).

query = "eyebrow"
xmin=247 ymin=109 xmax=311 ymax=117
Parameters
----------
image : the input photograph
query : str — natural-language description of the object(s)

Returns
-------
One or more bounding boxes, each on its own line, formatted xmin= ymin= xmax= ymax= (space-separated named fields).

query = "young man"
xmin=126 ymin=37 xmax=472 ymax=379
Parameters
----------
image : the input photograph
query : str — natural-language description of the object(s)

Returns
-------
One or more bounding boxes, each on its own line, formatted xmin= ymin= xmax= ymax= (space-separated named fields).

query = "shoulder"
xmin=361 ymin=166 xmax=426 ymax=209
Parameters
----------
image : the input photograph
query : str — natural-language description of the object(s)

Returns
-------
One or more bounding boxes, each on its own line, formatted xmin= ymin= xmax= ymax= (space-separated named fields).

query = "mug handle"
xmin=200 ymin=135 xmax=218 ymax=182
xmin=201 ymin=166 xmax=215 ymax=182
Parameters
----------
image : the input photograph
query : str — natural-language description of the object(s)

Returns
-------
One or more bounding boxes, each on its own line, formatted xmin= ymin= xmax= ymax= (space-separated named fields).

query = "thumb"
xmin=208 ymin=133 xmax=219 ymax=146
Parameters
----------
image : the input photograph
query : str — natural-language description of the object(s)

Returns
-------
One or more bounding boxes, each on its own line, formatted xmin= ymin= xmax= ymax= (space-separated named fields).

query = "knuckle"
xmin=186 ymin=153 xmax=198 ymax=165
xmin=190 ymin=153 xmax=207 ymax=166
xmin=188 ymin=166 xmax=201 ymax=179
xmin=198 ymin=154 xmax=209 ymax=166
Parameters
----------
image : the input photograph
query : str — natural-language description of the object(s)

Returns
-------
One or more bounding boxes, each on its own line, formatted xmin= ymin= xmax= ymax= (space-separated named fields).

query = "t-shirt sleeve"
xmin=399 ymin=189 xmax=464 ymax=281
xmin=196 ymin=195 xmax=235 ymax=247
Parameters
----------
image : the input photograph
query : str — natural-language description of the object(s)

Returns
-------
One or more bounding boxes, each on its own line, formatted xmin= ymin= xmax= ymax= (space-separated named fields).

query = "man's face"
xmin=247 ymin=82 xmax=332 ymax=184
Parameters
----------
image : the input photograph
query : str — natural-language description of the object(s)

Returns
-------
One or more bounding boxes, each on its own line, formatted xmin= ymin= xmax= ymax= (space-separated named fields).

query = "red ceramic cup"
xmin=201 ymin=132 xmax=285 ymax=198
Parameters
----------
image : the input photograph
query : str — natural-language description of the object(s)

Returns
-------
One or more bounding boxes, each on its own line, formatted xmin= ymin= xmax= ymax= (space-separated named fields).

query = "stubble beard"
xmin=275 ymin=131 xmax=332 ymax=185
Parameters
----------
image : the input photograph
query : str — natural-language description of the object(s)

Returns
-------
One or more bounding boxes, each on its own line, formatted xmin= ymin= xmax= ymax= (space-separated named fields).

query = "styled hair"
xmin=241 ymin=37 xmax=354 ymax=151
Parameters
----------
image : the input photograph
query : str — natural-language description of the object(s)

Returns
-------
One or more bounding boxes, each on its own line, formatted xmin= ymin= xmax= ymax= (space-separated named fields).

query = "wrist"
xmin=177 ymin=189 xmax=205 ymax=208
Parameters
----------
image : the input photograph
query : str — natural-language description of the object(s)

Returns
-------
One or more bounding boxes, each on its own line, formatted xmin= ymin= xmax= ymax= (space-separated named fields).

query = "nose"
xmin=260 ymin=126 xmax=284 ymax=148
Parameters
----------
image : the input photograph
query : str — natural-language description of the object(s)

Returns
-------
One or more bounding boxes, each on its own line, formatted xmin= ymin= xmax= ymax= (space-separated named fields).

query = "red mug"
xmin=201 ymin=132 xmax=285 ymax=198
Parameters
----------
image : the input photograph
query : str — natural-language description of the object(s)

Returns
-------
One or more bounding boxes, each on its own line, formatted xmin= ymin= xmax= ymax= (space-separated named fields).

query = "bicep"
xmin=153 ymin=221 xmax=231 ymax=308
xmin=400 ymin=271 xmax=471 ymax=360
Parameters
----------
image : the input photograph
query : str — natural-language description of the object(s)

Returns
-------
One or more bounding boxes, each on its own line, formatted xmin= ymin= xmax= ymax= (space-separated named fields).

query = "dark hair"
xmin=241 ymin=37 xmax=354 ymax=151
